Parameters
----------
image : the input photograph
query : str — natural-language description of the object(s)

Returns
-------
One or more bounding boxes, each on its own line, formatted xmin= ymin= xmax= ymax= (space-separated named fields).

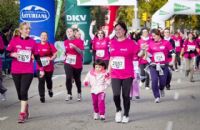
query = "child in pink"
xmin=83 ymin=59 xmax=110 ymax=120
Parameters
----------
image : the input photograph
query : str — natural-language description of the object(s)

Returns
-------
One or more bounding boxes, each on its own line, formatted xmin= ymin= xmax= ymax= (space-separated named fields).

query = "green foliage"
xmin=138 ymin=0 xmax=167 ymax=15
xmin=0 ymin=0 xmax=19 ymax=31
xmin=90 ymin=7 xmax=107 ymax=30
xmin=175 ymin=15 xmax=200 ymax=30
xmin=117 ymin=6 xmax=134 ymax=26
xmin=55 ymin=0 xmax=66 ymax=41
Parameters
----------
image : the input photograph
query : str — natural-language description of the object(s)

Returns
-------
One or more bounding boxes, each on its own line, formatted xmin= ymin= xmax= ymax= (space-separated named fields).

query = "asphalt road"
xmin=0 ymin=63 xmax=200 ymax=130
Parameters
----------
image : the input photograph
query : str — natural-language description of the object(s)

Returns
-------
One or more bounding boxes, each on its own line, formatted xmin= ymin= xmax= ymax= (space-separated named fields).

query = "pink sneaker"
xmin=18 ymin=112 xmax=27 ymax=123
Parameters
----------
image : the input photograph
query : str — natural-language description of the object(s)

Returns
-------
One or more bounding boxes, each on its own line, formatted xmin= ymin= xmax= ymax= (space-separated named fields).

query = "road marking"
xmin=0 ymin=116 xmax=8 ymax=121
xmin=52 ymin=74 xmax=65 ymax=80
xmin=166 ymin=121 xmax=173 ymax=130
xmin=54 ymin=91 xmax=64 ymax=97
xmin=174 ymin=92 xmax=179 ymax=100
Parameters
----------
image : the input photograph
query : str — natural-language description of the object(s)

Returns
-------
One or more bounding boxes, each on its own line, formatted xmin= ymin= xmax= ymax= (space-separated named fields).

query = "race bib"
xmin=111 ymin=57 xmax=125 ymax=69
xmin=40 ymin=57 xmax=50 ymax=67
xmin=154 ymin=52 xmax=165 ymax=62
xmin=96 ymin=50 xmax=105 ymax=58
xmin=65 ymin=54 xmax=77 ymax=65
xmin=17 ymin=50 xmax=31 ymax=63
xmin=175 ymin=41 xmax=180 ymax=47
xmin=187 ymin=45 xmax=195 ymax=51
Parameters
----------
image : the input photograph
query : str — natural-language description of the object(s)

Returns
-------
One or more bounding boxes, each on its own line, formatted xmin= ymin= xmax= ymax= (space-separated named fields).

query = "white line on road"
xmin=54 ymin=91 xmax=64 ymax=97
xmin=174 ymin=92 xmax=179 ymax=100
xmin=52 ymin=74 xmax=66 ymax=80
xmin=166 ymin=121 xmax=173 ymax=130
xmin=0 ymin=116 xmax=8 ymax=121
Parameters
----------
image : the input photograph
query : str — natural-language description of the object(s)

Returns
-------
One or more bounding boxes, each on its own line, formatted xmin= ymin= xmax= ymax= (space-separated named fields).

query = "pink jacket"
xmin=83 ymin=69 xmax=110 ymax=94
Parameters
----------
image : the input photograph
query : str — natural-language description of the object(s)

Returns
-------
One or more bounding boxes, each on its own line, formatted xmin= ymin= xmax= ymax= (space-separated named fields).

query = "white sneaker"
xmin=100 ymin=115 xmax=105 ymax=120
xmin=115 ymin=111 xmax=122 ymax=123
xmin=160 ymin=90 xmax=165 ymax=97
xmin=121 ymin=116 xmax=129 ymax=123
xmin=65 ymin=94 xmax=72 ymax=101
xmin=0 ymin=93 xmax=6 ymax=101
xmin=145 ymin=87 xmax=150 ymax=90
xmin=154 ymin=97 xmax=160 ymax=103
xmin=93 ymin=113 xmax=99 ymax=120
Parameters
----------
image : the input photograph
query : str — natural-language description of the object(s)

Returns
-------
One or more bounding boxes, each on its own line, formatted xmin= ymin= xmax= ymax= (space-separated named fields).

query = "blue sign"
xmin=20 ymin=0 xmax=55 ymax=43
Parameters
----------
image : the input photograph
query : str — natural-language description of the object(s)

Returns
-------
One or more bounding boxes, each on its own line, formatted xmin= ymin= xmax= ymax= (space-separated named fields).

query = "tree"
xmin=55 ymin=0 xmax=66 ymax=41
xmin=0 ymin=0 xmax=19 ymax=32
xmin=117 ymin=6 xmax=134 ymax=27
xmin=90 ymin=6 xmax=107 ymax=30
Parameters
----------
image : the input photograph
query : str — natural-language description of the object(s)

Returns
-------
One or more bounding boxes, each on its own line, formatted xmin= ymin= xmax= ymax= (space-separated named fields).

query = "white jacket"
xmin=83 ymin=69 xmax=110 ymax=94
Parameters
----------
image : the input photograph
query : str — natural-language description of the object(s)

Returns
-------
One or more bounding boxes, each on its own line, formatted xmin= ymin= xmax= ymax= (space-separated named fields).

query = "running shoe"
xmin=93 ymin=113 xmax=99 ymax=120
xmin=121 ymin=116 xmax=129 ymax=123
xmin=115 ymin=111 xmax=122 ymax=123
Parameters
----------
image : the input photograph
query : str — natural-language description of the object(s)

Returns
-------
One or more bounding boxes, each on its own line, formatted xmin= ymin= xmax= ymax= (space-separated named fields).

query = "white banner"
xmin=151 ymin=0 xmax=200 ymax=29
xmin=77 ymin=0 xmax=136 ymax=6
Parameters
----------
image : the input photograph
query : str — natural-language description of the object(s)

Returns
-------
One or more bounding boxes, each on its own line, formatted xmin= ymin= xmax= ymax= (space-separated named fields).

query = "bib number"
xmin=96 ymin=50 xmax=105 ymax=58
xmin=175 ymin=41 xmax=180 ymax=47
xmin=111 ymin=57 xmax=125 ymax=69
xmin=187 ymin=45 xmax=195 ymax=51
xmin=65 ymin=54 xmax=77 ymax=65
xmin=40 ymin=57 xmax=50 ymax=67
xmin=154 ymin=52 xmax=165 ymax=62
xmin=17 ymin=50 xmax=31 ymax=63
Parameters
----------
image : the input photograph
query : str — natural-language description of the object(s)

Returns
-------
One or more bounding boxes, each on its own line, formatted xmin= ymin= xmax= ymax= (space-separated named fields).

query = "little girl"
xmin=83 ymin=59 xmax=110 ymax=120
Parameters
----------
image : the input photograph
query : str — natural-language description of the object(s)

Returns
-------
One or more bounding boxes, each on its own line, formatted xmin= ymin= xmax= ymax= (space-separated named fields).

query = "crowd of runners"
xmin=0 ymin=20 xmax=200 ymax=124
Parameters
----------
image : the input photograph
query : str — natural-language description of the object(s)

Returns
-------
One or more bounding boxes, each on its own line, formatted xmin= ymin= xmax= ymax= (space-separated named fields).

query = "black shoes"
xmin=40 ymin=97 xmax=45 ymax=103
xmin=48 ymin=90 xmax=53 ymax=98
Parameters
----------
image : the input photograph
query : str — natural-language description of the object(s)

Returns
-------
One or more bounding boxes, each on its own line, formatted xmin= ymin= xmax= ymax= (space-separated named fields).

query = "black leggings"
xmin=166 ymin=67 xmax=172 ymax=86
xmin=64 ymin=64 xmax=82 ymax=95
xmin=139 ymin=64 xmax=150 ymax=87
xmin=12 ymin=74 xmax=33 ymax=101
xmin=196 ymin=55 xmax=200 ymax=68
xmin=0 ymin=71 xmax=7 ymax=94
xmin=175 ymin=52 xmax=181 ymax=69
xmin=111 ymin=78 xmax=133 ymax=117
xmin=38 ymin=71 xmax=53 ymax=98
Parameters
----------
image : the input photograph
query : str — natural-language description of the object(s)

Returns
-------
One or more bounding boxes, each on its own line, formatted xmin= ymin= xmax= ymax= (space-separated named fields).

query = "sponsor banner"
xmin=159 ymin=10 xmax=169 ymax=15
xmin=77 ymin=0 xmax=136 ymax=6
xmin=65 ymin=0 xmax=92 ymax=64
xmin=20 ymin=0 xmax=55 ymax=43
xmin=196 ymin=3 xmax=200 ymax=13
xmin=174 ymin=3 xmax=190 ymax=12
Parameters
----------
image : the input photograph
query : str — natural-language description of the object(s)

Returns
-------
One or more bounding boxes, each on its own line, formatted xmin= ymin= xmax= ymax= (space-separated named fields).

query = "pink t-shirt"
xmin=110 ymin=38 xmax=139 ymax=79
xmin=93 ymin=37 xmax=110 ymax=60
xmin=137 ymin=37 xmax=151 ymax=64
xmin=64 ymin=39 xmax=84 ymax=69
xmin=183 ymin=40 xmax=197 ymax=59
xmin=36 ymin=42 xmax=57 ymax=72
xmin=172 ymin=36 xmax=183 ymax=53
xmin=0 ymin=36 xmax=5 ymax=69
xmin=148 ymin=39 xmax=173 ymax=64
xmin=7 ymin=36 xmax=38 ymax=74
